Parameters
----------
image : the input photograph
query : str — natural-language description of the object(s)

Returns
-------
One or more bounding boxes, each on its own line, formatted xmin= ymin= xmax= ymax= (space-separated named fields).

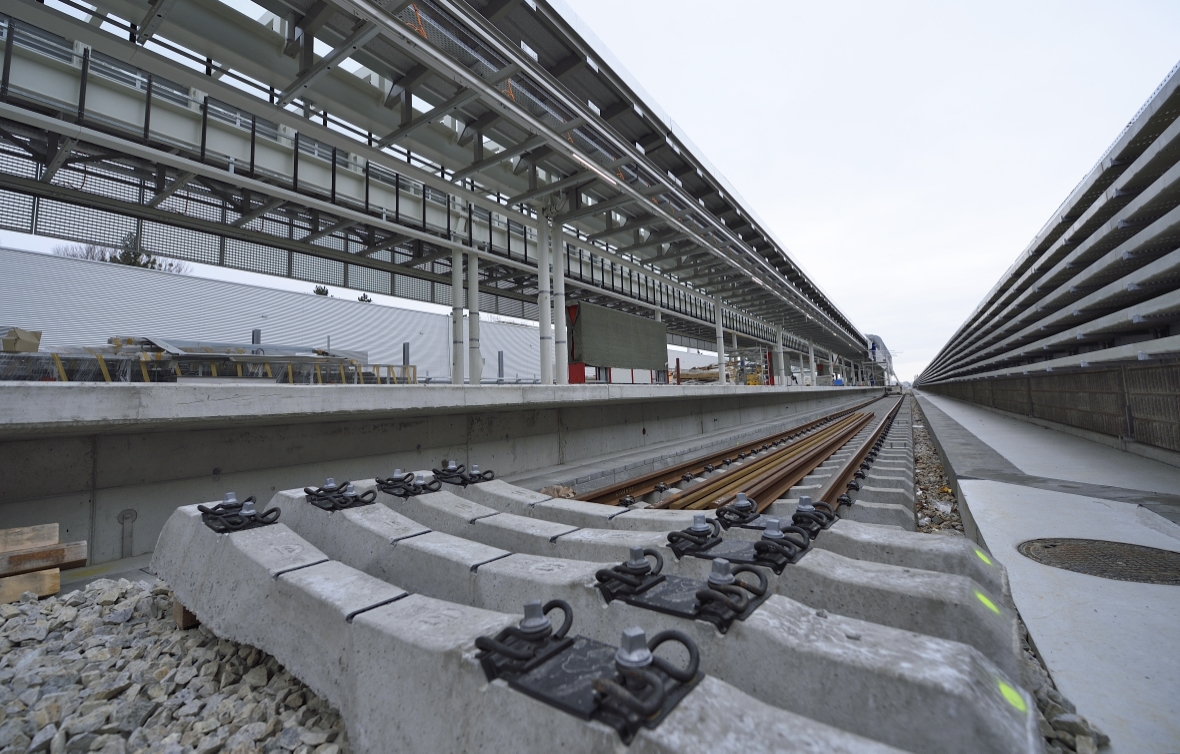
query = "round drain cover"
xmin=1016 ymin=538 xmax=1180 ymax=585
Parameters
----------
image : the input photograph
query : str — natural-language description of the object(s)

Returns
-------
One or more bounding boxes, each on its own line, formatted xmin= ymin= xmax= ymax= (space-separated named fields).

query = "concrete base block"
xmin=151 ymin=503 xmax=917 ymax=752
xmin=841 ymin=500 xmax=917 ymax=530
xmin=861 ymin=474 xmax=913 ymax=492
xmin=818 ymin=519 xmax=1008 ymax=599
xmin=855 ymin=485 xmax=916 ymax=507
xmin=673 ymin=527 xmax=1018 ymax=679
xmin=385 ymin=489 xmax=670 ymax=563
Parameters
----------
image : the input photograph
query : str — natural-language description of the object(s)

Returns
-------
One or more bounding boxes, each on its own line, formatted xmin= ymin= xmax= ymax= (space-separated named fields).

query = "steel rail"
xmin=669 ymin=413 xmax=873 ymax=512
xmin=576 ymin=397 xmax=881 ymax=506
xmin=700 ymin=413 xmax=875 ymax=513
xmin=814 ymin=396 xmax=906 ymax=511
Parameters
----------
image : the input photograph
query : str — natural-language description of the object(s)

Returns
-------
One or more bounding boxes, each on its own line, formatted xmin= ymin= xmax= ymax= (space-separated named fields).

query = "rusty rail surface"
xmin=815 ymin=396 xmax=905 ymax=509
xmin=652 ymin=413 xmax=874 ymax=511
xmin=577 ymin=396 xmax=883 ymax=506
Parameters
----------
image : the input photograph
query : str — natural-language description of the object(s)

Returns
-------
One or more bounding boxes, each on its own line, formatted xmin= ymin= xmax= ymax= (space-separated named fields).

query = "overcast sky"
xmin=561 ymin=0 xmax=1180 ymax=381
xmin=5 ymin=0 xmax=1179 ymax=381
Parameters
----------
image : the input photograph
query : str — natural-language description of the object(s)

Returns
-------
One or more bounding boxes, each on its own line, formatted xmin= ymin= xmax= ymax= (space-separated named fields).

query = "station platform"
xmin=915 ymin=391 xmax=1180 ymax=754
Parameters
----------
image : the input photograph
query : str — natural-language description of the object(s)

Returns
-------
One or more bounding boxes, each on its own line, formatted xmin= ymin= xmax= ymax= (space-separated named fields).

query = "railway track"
xmin=576 ymin=396 xmax=882 ymax=507
xmin=578 ymin=396 xmax=903 ymax=513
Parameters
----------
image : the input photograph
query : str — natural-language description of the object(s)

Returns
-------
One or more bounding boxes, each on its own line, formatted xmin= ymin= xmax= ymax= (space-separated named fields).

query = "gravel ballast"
xmin=0 ymin=578 xmax=350 ymax=754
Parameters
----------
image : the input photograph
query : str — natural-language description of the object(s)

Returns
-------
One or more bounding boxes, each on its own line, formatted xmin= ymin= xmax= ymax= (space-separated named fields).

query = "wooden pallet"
xmin=0 ymin=524 xmax=88 ymax=603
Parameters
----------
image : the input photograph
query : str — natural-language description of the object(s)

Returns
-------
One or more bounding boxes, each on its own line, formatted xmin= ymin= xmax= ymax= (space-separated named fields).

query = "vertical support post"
xmin=364 ymin=158 xmax=370 ymax=213
xmin=554 ymin=232 xmax=568 ymax=384
xmin=775 ymin=329 xmax=786 ymax=386
xmin=468 ymin=250 xmax=481 ymax=385
xmin=714 ymin=297 xmax=726 ymax=386
xmin=402 ymin=342 xmax=410 ymax=368
xmin=330 ymin=147 xmax=337 ymax=204
xmin=77 ymin=47 xmax=90 ymax=125
xmin=497 ymin=351 xmax=504 ymax=384
xmin=292 ymin=132 xmax=300 ymax=191
xmin=538 ymin=216 xmax=553 ymax=384
xmin=249 ymin=115 xmax=256 ymax=176
xmin=142 ymin=74 xmax=153 ymax=142
xmin=808 ymin=341 xmax=816 ymax=386
xmin=451 ymin=247 xmax=464 ymax=384
xmin=199 ymin=96 xmax=208 ymax=162
xmin=1 ymin=19 xmax=14 ymax=103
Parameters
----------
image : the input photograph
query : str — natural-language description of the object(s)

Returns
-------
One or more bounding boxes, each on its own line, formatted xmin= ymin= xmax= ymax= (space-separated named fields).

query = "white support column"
xmin=554 ymin=231 xmax=568 ymax=385
xmin=538 ymin=216 xmax=553 ymax=385
xmin=808 ymin=341 xmax=816 ymax=386
xmin=774 ymin=329 xmax=786 ymax=386
xmin=467 ymin=250 xmax=481 ymax=385
xmin=451 ymin=246 xmax=464 ymax=385
xmin=714 ymin=297 xmax=726 ymax=385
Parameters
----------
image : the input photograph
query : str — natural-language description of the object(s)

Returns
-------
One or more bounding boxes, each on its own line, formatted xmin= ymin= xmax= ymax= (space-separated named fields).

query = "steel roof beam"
xmin=376 ymin=87 xmax=480 ymax=148
xmin=146 ymin=170 xmax=195 ymax=208
xmin=135 ymin=0 xmax=180 ymax=45
xmin=451 ymin=134 xmax=547 ymax=183
xmin=275 ymin=21 xmax=380 ymax=108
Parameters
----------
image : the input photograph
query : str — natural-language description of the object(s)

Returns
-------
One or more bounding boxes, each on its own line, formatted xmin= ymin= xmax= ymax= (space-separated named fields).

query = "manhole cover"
xmin=1016 ymin=538 xmax=1180 ymax=585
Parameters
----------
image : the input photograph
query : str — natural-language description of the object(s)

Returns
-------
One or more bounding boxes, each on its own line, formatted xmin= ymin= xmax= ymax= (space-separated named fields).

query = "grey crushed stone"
xmin=0 ymin=578 xmax=349 ymax=754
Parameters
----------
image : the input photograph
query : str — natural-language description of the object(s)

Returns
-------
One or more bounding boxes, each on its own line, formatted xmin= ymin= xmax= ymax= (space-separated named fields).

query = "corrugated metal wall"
xmin=0 ymin=247 xmax=546 ymax=381
xmin=925 ymin=363 xmax=1180 ymax=453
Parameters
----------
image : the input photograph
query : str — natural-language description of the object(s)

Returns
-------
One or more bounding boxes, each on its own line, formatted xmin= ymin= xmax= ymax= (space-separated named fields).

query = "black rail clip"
xmin=600 ymin=548 xmax=768 ymax=633
xmin=199 ymin=492 xmax=280 ymax=533
xmin=433 ymin=460 xmax=496 ymax=488
xmin=714 ymin=492 xmax=766 ymax=531
xmin=790 ymin=495 xmax=838 ymax=540
xmin=376 ymin=470 xmax=441 ymax=498
xmin=680 ymin=518 xmax=811 ymax=574
xmin=303 ymin=478 xmax=377 ymax=511
xmin=476 ymin=603 xmax=702 ymax=744
xmin=666 ymin=514 xmax=722 ymax=558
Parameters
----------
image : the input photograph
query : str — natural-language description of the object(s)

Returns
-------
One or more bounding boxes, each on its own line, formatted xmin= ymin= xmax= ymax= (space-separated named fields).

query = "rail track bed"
xmin=141 ymin=393 xmax=1038 ymax=753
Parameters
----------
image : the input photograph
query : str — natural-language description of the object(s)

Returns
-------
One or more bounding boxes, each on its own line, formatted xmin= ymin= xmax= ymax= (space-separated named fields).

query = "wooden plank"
xmin=173 ymin=598 xmax=199 ymax=629
xmin=0 ymin=568 xmax=60 ymax=603
xmin=0 ymin=541 xmax=88 ymax=579
xmin=0 ymin=524 xmax=59 ymax=553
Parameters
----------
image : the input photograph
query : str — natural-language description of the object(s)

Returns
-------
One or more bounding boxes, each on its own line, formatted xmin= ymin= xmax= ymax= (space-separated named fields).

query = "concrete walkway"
xmin=915 ymin=392 xmax=1180 ymax=754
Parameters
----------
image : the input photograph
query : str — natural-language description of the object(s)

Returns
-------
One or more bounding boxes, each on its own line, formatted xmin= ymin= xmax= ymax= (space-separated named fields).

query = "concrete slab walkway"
xmin=915 ymin=391 xmax=1180 ymax=754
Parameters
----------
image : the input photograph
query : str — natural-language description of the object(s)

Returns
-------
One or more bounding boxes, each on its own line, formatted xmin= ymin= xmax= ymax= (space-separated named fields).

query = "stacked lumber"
xmin=0 ymin=524 xmax=88 ymax=602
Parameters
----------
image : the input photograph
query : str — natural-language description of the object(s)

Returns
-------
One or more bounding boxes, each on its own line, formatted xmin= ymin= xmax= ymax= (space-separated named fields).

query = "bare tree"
xmin=53 ymin=235 xmax=190 ymax=274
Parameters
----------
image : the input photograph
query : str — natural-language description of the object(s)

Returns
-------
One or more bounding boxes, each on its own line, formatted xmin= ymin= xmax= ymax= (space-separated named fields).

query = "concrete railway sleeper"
xmin=363 ymin=484 xmax=1018 ymax=678
xmin=152 ymin=507 xmax=906 ymax=753
xmin=447 ymin=479 xmax=1008 ymax=599
xmin=228 ymin=489 xmax=1039 ymax=753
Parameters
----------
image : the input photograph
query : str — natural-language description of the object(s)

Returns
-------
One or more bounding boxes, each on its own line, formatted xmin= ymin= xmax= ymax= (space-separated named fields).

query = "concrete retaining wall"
xmin=0 ymin=382 xmax=880 ymax=564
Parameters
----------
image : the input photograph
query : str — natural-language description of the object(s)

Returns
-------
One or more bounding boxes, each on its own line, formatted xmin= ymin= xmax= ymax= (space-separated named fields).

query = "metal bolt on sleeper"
xmin=708 ymin=558 xmax=736 ymax=586
xmin=615 ymin=627 xmax=653 ymax=669
xmin=734 ymin=492 xmax=754 ymax=511
xmin=690 ymin=513 xmax=711 ymax=533
xmin=519 ymin=601 xmax=552 ymax=636
xmin=626 ymin=546 xmax=650 ymax=571
xmin=762 ymin=517 xmax=785 ymax=540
